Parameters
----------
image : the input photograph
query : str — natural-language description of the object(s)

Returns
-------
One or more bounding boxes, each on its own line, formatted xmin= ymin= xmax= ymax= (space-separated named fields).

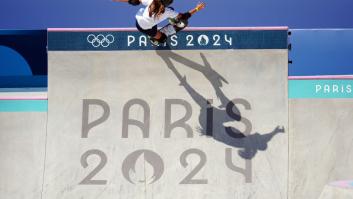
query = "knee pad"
xmin=175 ymin=19 xmax=188 ymax=29
xmin=157 ymin=33 xmax=168 ymax=43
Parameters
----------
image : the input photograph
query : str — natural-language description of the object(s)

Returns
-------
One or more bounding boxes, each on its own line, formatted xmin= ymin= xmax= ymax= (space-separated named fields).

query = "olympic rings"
xmin=87 ymin=34 xmax=115 ymax=48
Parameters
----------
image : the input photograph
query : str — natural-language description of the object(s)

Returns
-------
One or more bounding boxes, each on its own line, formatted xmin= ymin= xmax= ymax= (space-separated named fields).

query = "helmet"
xmin=161 ymin=0 xmax=173 ymax=6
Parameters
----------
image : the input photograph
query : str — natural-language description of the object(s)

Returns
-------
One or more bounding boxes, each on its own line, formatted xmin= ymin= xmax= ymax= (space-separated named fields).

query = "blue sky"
xmin=0 ymin=0 xmax=352 ymax=29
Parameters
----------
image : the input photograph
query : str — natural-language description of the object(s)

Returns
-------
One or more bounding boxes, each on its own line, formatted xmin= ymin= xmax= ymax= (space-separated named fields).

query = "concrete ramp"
xmin=0 ymin=104 xmax=47 ymax=199
xmin=319 ymin=181 xmax=353 ymax=199
xmin=289 ymin=98 xmax=353 ymax=199
xmin=43 ymin=28 xmax=288 ymax=199
xmin=288 ymin=29 xmax=353 ymax=199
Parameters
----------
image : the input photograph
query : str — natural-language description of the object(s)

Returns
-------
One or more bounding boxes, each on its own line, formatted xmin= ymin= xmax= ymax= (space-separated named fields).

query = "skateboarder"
xmin=113 ymin=0 xmax=205 ymax=46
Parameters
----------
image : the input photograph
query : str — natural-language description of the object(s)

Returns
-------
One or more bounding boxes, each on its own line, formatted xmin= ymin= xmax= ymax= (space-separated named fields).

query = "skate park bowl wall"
xmin=0 ymin=30 xmax=48 ymax=199
xmin=0 ymin=98 xmax=47 ymax=199
xmin=288 ymin=29 xmax=353 ymax=199
xmin=42 ymin=27 xmax=289 ymax=199
xmin=318 ymin=181 xmax=353 ymax=199
xmin=2 ymin=27 xmax=353 ymax=199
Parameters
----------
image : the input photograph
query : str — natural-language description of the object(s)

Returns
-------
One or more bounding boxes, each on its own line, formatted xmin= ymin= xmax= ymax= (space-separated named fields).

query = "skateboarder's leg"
xmin=150 ymin=31 xmax=168 ymax=45
xmin=160 ymin=24 xmax=177 ymax=37
xmin=136 ymin=21 xmax=166 ymax=45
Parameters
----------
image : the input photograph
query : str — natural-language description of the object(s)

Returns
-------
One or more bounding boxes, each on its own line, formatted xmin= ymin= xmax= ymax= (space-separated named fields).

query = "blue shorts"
xmin=135 ymin=21 xmax=158 ymax=37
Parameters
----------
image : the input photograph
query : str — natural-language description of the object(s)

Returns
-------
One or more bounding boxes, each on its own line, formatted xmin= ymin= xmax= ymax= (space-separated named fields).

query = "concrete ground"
xmin=1 ymin=47 xmax=352 ymax=199
xmin=43 ymin=49 xmax=288 ymax=199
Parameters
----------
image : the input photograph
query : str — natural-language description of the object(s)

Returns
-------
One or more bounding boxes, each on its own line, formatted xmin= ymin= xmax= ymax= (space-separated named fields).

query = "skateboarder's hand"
xmin=195 ymin=2 xmax=206 ymax=11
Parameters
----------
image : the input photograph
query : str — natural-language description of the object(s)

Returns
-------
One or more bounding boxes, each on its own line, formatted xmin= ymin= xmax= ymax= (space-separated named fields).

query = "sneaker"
xmin=148 ymin=37 xmax=162 ymax=46
xmin=169 ymin=18 xmax=187 ymax=29
xmin=168 ymin=18 xmax=178 ymax=26
xmin=149 ymin=36 xmax=167 ymax=46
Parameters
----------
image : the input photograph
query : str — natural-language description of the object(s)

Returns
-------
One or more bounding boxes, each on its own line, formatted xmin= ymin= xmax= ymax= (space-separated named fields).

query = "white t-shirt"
xmin=136 ymin=0 xmax=179 ymax=30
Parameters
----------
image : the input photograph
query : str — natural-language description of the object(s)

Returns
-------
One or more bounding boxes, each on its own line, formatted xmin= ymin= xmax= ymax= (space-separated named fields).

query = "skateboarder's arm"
xmin=177 ymin=2 xmax=205 ymax=20
xmin=189 ymin=2 xmax=206 ymax=15
xmin=112 ymin=0 xmax=141 ymax=6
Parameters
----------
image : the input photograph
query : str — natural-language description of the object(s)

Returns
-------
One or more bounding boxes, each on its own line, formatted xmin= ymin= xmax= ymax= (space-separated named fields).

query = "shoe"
xmin=168 ymin=18 xmax=188 ymax=29
xmin=169 ymin=18 xmax=178 ymax=26
xmin=149 ymin=37 xmax=162 ymax=46
xmin=149 ymin=36 xmax=167 ymax=47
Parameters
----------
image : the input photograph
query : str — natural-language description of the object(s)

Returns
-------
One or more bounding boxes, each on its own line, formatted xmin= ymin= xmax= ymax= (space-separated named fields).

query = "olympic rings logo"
xmin=87 ymin=34 xmax=115 ymax=48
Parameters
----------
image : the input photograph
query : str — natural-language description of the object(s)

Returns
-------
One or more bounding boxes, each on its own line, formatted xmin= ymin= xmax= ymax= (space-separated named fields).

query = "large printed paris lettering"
xmin=43 ymin=28 xmax=288 ymax=199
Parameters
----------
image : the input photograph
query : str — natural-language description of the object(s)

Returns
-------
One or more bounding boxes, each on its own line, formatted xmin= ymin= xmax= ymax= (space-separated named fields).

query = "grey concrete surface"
xmin=2 ymin=49 xmax=353 ymax=199
xmin=318 ymin=184 xmax=353 ymax=199
xmin=0 ymin=112 xmax=47 ymax=199
xmin=42 ymin=50 xmax=288 ymax=199
xmin=289 ymin=99 xmax=353 ymax=199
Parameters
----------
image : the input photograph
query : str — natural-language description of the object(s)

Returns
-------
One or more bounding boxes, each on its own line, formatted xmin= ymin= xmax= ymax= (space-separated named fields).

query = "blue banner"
xmin=48 ymin=30 xmax=288 ymax=51
xmin=289 ymin=80 xmax=353 ymax=98
xmin=0 ymin=100 xmax=48 ymax=112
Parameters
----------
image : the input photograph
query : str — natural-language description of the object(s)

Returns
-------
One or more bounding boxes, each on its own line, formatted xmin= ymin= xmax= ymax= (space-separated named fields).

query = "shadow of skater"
xmin=156 ymin=47 xmax=285 ymax=159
